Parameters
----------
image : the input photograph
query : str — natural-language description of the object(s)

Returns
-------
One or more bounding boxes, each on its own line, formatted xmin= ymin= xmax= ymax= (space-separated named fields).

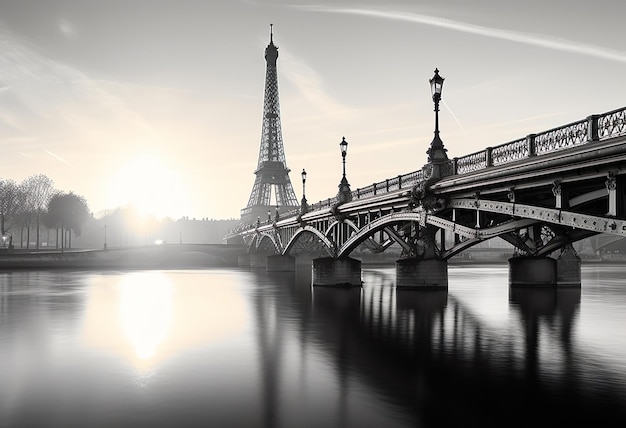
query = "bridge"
xmin=230 ymin=101 xmax=626 ymax=287
xmin=228 ymin=51 xmax=626 ymax=288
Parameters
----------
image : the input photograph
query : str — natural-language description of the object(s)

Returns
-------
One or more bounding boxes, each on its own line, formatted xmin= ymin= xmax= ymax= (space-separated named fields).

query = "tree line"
xmin=0 ymin=174 xmax=90 ymax=249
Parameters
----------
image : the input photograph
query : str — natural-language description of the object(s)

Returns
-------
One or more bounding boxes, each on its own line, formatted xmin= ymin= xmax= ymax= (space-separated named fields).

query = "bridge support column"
xmin=395 ymin=258 xmax=448 ymax=289
xmin=312 ymin=257 xmax=362 ymax=287
xmin=249 ymin=253 xmax=268 ymax=268
xmin=238 ymin=253 xmax=251 ymax=267
xmin=556 ymin=244 xmax=581 ymax=287
xmin=266 ymin=254 xmax=295 ymax=272
xmin=509 ymin=256 xmax=556 ymax=287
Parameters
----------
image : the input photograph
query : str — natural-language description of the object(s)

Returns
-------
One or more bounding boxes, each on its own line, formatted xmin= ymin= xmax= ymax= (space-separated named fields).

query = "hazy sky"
xmin=1 ymin=0 xmax=625 ymax=220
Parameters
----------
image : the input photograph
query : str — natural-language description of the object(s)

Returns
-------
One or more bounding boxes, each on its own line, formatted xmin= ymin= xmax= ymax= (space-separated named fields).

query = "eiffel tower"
xmin=241 ymin=25 xmax=299 ymax=224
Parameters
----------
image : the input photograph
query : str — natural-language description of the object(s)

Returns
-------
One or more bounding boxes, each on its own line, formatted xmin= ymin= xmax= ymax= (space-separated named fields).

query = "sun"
xmin=108 ymin=154 xmax=190 ymax=220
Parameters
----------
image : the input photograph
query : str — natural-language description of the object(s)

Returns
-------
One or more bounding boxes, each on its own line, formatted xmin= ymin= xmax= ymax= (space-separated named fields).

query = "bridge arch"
xmin=283 ymin=226 xmax=335 ymax=256
xmin=324 ymin=218 xmax=359 ymax=241
xmin=337 ymin=212 xmax=422 ymax=258
xmin=248 ymin=231 xmax=281 ymax=254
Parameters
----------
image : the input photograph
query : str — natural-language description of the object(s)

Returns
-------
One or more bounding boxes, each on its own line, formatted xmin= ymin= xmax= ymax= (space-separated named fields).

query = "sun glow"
xmin=118 ymin=272 xmax=173 ymax=361
xmin=80 ymin=271 xmax=249 ymax=373
xmin=108 ymin=154 xmax=191 ymax=220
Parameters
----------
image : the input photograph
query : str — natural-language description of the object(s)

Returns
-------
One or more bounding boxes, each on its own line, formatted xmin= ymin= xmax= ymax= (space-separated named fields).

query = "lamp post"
xmin=301 ymin=168 xmax=309 ymax=214
xmin=104 ymin=224 xmax=107 ymax=250
xmin=427 ymin=68 xmax=448 ymax=162
xmin=337 ymin=136 xmax=352 ymax=203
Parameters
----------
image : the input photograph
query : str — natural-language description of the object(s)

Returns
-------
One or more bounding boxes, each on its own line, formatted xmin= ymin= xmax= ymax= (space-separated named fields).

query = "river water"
xmin=1 ymin=264 xmax=625 ymax=427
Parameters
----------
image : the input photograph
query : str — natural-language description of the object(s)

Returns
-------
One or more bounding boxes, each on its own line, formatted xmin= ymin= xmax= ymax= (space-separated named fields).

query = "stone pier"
xmin=509 ymin=256 xmax=556 ymax=287
xmin=266 ymin=254 xmax=295 ymax=272
xmin=249 ymin=253 xmax=268 ymax=268
xmin=312 ymin=257 xmax=362 ymax=287
xmin=237 ymin=253 xmax=251 ymax=267
xmin=509 ymin=250 xmax=581 ymax=288
xmin=395 ymin=258 xmax=448 ymax=289
xmin=556 ymin=245 xmax=582 ymax=287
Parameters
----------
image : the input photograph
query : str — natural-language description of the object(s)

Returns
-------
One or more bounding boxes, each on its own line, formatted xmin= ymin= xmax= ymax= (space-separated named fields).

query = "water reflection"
xmin=118 ymin=272 xmax=173 ymax=361
xmin=2 ymin=266 xmax=626 ymax=427
xmin=256 ymin=265 xmax=626 ymax=426
xmin=81 ymin=270 xmax=248 ymax=372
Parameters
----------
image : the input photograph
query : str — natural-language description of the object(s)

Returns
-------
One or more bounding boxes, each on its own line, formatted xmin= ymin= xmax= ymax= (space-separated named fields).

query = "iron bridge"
xmin=229 ymin=107 xmax=626 ymax=262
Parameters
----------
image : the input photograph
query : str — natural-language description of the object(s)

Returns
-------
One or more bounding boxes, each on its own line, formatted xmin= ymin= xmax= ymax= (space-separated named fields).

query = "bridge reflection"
xmin=252 ymin=267 xmax=626 ymax=426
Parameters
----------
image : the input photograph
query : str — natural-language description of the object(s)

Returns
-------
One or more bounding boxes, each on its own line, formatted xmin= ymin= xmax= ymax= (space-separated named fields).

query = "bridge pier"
xmin=509 ymin=248 xmax=581 ymax=288
xmin=238 ymin=253 xmax=251 ymax=267
xmin=312 ymin=257 xmax=362 ymax=287
xmin=509 ymin=256 xmax=556 ymax=287
xmin=556 ymin=245 xmax=581 ymax=287
xmin=395 ymin=258 xmax=448 ymax=290
xmin=248 ymin=253 xmax=268 ymax=268
xmin=266 ymin=254 xmax=296 ymax=272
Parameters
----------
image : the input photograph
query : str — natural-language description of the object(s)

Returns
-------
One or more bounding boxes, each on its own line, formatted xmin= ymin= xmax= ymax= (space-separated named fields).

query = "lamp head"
xmin=339 ymin=136 xmax=348 ymax=157
xmin=429 ymin=68 xmax=444 ymax=101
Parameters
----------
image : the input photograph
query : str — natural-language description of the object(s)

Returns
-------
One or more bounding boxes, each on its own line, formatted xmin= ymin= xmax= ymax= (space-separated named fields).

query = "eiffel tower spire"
xmin=241 ymin=25 xmax=299 ymax=224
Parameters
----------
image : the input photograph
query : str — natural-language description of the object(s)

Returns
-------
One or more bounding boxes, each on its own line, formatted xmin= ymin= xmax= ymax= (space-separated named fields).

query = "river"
xmin=1 ymin=264 xmax=625 ymax=427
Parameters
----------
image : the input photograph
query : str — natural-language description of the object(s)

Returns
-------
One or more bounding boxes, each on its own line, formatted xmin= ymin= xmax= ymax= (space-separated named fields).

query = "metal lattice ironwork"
xmin=242 ymin=27 xmax=298 ymax=223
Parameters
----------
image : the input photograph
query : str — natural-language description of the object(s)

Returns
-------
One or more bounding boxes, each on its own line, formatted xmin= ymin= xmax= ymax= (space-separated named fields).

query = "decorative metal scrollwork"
xmin=507 ymin=187 xmax=515 ymax=203
xmin=534 ymin=120 xmax=588 ymax=155
xmin=598 ymin=109 xmax=626 ymax=139
xmin=552 ymin=180 xmax=562 ymax=197
xmin=409 ymin=182 xmax=426 ymax=208
xmin=422 ymin=164 xmax=434 ymax=180
xmin=330 ymin=203 xmax=347 ymax=222
xmin=456 ymin=151 xmax=487 ymax=174
xmin=606 ymin=173 xmax=617 ymax=191
xmin=492 ymin=138 xmax=529 ymax=165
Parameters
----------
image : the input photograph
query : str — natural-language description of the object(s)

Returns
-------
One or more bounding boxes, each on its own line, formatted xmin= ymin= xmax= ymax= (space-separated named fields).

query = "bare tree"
xmin=22 ymin=174 xmax=55 ymax=249
xmin=0 ymin=179 xmax=21 ymax=246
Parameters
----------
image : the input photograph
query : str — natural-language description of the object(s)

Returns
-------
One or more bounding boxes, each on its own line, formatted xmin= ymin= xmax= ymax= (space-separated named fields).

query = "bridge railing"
xmin=453 ymin=106 xmax=626 ymax=175
xmin=234 ymin=106 xmax=626 ymax=233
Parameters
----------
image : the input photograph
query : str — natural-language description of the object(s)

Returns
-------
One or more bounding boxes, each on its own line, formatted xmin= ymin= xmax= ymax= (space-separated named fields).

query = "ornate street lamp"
xmin=427 ymin=68 xmax=448 ymax=162
xmin=301 ymin=168 xmax=309 ymax=214
xmin=337 ymin=136 xmax=352 ymax=203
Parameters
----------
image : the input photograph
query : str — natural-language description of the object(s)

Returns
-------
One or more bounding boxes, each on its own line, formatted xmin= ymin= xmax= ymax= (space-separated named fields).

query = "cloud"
xmin=58 ymin=19 xmax=76 ymax=38
xmin=294 ymin=6 xmax=626 ymax=64
xmin=45 ymin=149 xmax=71 ymax=166
xmin=276 ymin=43 xmax=350 ymax=116
xmin=0 ymin=24 xmax=161 ymax=152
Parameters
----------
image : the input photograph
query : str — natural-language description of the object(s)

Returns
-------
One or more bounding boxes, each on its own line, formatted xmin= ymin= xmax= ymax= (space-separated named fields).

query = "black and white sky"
xmin=1 ymin=0 xmax=624 ymax=219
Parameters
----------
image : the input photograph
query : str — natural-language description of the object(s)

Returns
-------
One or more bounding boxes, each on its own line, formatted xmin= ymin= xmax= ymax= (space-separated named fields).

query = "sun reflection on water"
xmin=80 ymin=270 xmax=248 ymax=373
xmin=117 ymin=272 xmax=173 ymax=361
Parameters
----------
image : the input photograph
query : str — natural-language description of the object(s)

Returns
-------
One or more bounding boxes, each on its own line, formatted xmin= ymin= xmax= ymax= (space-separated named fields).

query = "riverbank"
xmin=0 ymin=244 xmax=244 ymax=269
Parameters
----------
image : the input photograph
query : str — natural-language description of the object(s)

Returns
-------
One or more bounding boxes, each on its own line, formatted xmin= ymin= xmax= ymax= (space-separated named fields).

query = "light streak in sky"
xmin=296 ymin=6 xmax=626 ymax=64
xmin=45 ymin=149 xmax=72 ymax=166
xmin=442 ymin=100 xmax=466 ymax=135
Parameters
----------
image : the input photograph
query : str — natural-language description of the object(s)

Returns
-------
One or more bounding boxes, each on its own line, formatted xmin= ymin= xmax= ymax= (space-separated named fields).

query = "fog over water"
xmin=1 ymin=264 xmax=625 ymax=427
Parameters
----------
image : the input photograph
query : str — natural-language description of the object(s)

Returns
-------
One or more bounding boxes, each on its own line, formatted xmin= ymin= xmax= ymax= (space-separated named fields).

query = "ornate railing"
xmin=598 ymin=108 xmax=626 ymax=140
xmin=235 ymin=106 xmax=626 ymax=233
xmin=448 ymin=106 xmax=626 ymax=177
xmin=491 ymin=138 xmax=528 ymax=166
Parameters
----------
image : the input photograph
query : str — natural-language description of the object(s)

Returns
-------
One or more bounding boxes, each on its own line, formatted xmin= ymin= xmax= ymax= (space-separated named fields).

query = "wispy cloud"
xmin=294 ymin=6 xmax=626 ymax=64
xmin=45 ymin=149 xmax=71 ymax=166
xmin=277 ymin=44 xmax=350 ymax=115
